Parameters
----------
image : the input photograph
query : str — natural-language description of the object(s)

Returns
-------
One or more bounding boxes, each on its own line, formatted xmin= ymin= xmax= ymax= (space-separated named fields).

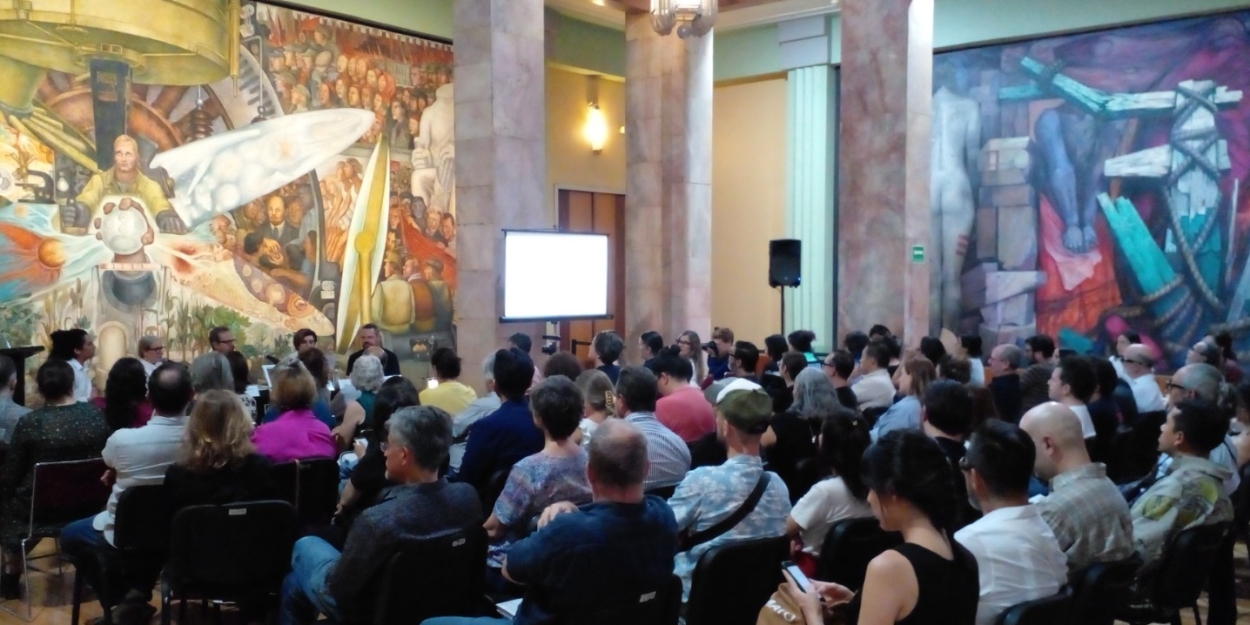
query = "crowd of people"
xmin=0 ymin=321 xmax=1246 ymax=625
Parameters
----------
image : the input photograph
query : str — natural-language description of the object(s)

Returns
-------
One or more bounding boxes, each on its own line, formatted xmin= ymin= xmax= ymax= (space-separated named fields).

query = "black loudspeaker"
xmin=769 ymin=239 xmax=802 ymax=288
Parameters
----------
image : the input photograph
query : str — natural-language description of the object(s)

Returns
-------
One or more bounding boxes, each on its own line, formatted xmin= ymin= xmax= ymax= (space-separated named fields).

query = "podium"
xmin=0 ymin=346 xmax=44 ymax=406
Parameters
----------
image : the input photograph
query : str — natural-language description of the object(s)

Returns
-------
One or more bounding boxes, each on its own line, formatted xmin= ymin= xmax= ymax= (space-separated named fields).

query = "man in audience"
xmin=61 ymin=362 xmax=194 ymax=621
xmin=1131 ymin=398 xmax=1232 ymax=577
xmin=507 ymin=333 xmax=543 ymax=388
xmin=1046 ymin=356 xmax=1098 ymax=441
xmin=282 ymin=406 xmax=482 ymax=625
xmin=615 ymin=366 xmax=690 ymax=489
xmin=592 ymin=331 xmax=625 ymax=384
xmin=988 ymin=343 xmax=1024 ymax=422
xmin=704 ymin=341 xmax=760 ymax=404
xmin=345 ymin=323 xmax=400 ymax=376
xmin=669 ymin=385 xmax=790 ymax=601
xmin=850 ymin=341 xmax=895 ymax=410
xmin=955 ymin=420 xmax=1068 ymax=625
xmin=453 ymin=348 xmax=543 ymax=490
xmin=650 ymin=350 xmax=715 ymax=443
xmin=450 ymin=352 xmax=502 ymax=471
xmin=821 ymin=349 xmax=859 ymax=409
xmin=420 ymin=347 xmax=477 ymax=416
xmin=137 ymin=334 xmax=164 ymax=378
xmin=1020 ymin=402 xmax=1133 ymax=575
xmin=1020 ymin=334 xmax=1057 ymax=413
xmin=1143 ymin=363 xmax=1240 ymax=498
xmin=938 ymin=355 xmax=973 ymax=384
xmin=706 ymin=327 xmax=734 ymax=382
xmin=1122 ymin=343 xmax=1166 ymax=414
xmin=208 ymin=326 xmax=235 ymax=355
xmin=422 ymin=420 xmax=678 ymax=625
xmin=920 ymin=380 xmax=979 ymax=530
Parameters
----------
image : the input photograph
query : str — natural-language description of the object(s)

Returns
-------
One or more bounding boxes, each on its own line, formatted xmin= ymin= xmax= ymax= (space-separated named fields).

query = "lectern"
xmin=0 ymin=346 xmax=45 ymax=406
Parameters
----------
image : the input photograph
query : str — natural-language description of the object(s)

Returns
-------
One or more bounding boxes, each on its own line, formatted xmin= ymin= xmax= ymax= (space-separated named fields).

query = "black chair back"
xmin=479 ymin=467 xmax=511 ymax=512
xmin=996 ymin=587 xmax=1074 ymax=625
xmin=1149 ymin=522 xmax=1229 ymax=611
xmin=166 ymin=500 xmax=297 ymax=590
xmin=295 ymin=458 xmax=339 ymax=525
xmin=861 ymin=406 xmax=888 ymax=427
xmin=113 ymin=483 xmax=174 ymax=553
xmin=30 ymin=458 xmax=111 ymax=529
xmin=1071 ymin=556 xmax=1140 ymax=625
xmin=371 ymin=526 xmax=487 ymax=625
xmin=565 ymin=574 xmax=682 ymax=625
xmin=685 ymin=536 xmax=788 ymax=625
xmin=271 ymin=461 xmax=299 ymax=506
xmin=816 ymin=517 xmax=902 ymax=590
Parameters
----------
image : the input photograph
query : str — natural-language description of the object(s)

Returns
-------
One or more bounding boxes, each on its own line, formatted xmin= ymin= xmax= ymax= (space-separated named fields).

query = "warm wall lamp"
xmin=584 ymin=75 xmax=608 ymax=154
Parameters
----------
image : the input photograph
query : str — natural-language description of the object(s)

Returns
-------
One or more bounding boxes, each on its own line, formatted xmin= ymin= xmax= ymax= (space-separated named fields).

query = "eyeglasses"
xmin=958 ymin=456 xmax=973 ymax=472
xmin=380 ymin=442 xmax=390 ymax=453
xmin=147 ymin=346 xmax=164 ymax=352
xmin=677 ymin=340 xmax=693 ymax=346
xmin=1166 ymin=381 xmax=1189 ymax=393
xmin=821 ymin=362 xmax=835 ymax=369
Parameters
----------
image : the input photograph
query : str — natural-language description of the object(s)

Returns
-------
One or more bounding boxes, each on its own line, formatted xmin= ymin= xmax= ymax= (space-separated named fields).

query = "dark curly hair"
xmin=863 ymin=429 xmax=959 ymax=535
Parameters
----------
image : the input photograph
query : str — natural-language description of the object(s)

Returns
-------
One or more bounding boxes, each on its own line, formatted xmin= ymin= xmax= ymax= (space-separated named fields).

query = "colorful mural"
xmin=0 ymin=0 xmax=454 ymax=390
xmin=932 ymin=11 xmax=1250 ymax=369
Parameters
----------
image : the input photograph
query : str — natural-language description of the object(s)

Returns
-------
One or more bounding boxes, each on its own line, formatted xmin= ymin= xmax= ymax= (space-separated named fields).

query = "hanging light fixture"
xmin=651 ymin=0 xmax=717 ymax=38
xmin=584 ymin=75 xmax=608 ymax=154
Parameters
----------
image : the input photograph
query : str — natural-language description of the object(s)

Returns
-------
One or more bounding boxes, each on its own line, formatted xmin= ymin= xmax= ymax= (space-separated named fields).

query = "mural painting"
xmin=931 ymin=11 xmax=1250 ymax=369
xmin=0 ymin=0 xmax=455 ymax=394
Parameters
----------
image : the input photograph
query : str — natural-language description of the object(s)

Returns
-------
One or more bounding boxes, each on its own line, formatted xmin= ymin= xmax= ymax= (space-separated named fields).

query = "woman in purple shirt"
xmin=253 ymin=360 xmax=337 ymax=463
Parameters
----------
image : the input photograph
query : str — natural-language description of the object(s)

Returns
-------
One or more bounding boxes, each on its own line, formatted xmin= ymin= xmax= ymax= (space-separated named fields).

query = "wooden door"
xmin=557 ymin=189 xmax=625 ymax=367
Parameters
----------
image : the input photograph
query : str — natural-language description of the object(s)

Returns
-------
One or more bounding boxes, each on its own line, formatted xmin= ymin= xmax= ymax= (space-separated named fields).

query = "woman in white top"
xmin=785 ymin=405 xmax=875 ymax=573
xmin=955 ymin=333 xmax=986 ymax=385
xmin=573 ymin=369 xmax=615 ymax=447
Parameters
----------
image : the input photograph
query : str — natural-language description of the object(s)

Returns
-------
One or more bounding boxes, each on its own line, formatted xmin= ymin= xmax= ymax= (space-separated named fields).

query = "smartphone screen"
xmin=782 ymin=561 xmax=810 ymax=593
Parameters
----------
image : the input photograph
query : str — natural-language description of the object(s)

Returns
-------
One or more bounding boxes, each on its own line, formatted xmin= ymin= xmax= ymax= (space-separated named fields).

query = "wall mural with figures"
xmin=930 ymin=10 xmax=1250 ymax=369
xmin=0 ymin=0 xmax=454 ymax=397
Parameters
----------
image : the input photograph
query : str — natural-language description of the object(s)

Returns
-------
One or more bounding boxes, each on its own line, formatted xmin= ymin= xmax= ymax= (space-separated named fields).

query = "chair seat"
xmin=1114 ymin=600 xmax=1178 ymax=625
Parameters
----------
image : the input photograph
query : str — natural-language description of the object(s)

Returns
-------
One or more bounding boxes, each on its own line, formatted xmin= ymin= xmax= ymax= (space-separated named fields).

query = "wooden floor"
xmin=3 ymin=539 xmax=1250 ymax=625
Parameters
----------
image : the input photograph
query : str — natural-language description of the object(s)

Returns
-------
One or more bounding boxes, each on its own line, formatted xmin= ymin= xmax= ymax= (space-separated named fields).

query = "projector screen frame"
xmin=499 ymin=228 xmax=615 ymax=324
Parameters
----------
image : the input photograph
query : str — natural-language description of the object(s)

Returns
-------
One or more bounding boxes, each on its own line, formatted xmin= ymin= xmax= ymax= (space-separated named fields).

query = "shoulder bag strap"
xmin=678 ymin=471 xmax=772 ymax=552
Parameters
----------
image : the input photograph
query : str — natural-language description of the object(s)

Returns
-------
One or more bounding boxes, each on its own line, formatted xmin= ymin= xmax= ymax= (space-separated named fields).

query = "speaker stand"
xmin=777 ymin=285 xmax=787 ymax=338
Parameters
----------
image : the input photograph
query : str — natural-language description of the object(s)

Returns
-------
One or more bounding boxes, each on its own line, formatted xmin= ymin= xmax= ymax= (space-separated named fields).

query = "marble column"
xmin=454 ymin=0 xmax=547 ymax=387
xmin=836 ymin=0 xmax=933 ymax=343
xmin=624 ymin=13 xmax=713 ymax=362
xmin=786 ymin=65 xmax=837 ymax=352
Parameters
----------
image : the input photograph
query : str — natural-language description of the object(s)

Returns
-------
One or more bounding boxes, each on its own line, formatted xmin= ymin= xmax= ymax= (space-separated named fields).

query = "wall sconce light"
xmin=584 ymin=75 xmax=607 ymax=154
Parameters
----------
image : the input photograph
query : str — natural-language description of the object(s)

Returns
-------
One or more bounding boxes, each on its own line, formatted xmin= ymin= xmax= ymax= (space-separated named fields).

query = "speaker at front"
xmin=769 ymin=239 xmax=802 ymax=288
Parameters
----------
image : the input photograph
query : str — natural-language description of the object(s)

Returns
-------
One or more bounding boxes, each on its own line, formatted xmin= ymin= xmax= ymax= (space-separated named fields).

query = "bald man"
xmin=1121 ymin=344 xmax=1166 ymax=413
xmin=1021 ymin=402 xmax=1133 ymax=574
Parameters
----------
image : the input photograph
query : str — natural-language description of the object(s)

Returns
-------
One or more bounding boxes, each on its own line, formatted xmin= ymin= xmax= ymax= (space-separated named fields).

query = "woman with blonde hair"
xmin=677 ymin=330 xmax=706 ymax=385
xmin=164 ymin=390 xmax=277 ymax=510
xmin=574 ymin=369 xmax=615 ymax=447
xmin=252 ymin=360 xmax=337 ymax=462
xmin=870 ymin=358 xmax=936 ymax=442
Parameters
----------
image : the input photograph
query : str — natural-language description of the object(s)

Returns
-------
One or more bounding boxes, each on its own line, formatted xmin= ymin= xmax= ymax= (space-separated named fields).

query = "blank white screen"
xmin=503 ymin=231 xmax=609 ymax=320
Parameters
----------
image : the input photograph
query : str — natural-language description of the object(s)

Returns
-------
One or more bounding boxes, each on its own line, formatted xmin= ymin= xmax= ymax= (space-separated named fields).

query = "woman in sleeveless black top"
xmin=781 ymin=430 xmax=979 ymax=624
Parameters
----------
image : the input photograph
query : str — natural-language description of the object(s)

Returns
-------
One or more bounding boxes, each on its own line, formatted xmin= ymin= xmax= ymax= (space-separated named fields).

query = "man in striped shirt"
xmin=614 ymin=366 xmax=691 ymax=490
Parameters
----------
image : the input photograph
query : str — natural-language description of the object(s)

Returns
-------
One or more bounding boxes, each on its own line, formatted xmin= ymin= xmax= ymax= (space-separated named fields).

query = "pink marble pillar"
xmin=454 ymin=0 xmax=547 ymax=387
xmin=624 ymin=13 xmax=713 ymax=362
xmin=836 ymin=0 xmax=933 ymax=344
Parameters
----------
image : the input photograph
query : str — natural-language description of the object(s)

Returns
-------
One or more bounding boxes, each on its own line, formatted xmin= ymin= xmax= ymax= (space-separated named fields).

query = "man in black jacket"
xmin=345 ymin=323 xmax=400 ymax=376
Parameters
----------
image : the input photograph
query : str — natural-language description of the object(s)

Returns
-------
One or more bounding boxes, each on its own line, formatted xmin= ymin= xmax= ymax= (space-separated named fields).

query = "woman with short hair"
xmin=252 ymin=360 xmax=336 ymax=463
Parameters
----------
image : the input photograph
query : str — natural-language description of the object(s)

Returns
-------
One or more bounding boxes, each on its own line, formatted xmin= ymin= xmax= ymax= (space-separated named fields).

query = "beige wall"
xmin=546 ymin=66 xmax=627 ymax=219
xmin=712 ymin=78 xmax=789 ymax=346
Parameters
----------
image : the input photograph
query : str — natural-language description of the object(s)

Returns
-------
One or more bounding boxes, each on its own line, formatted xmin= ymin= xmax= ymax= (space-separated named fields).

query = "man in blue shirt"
xmin=454 ymin=348 xmax=544 ymax=491
xmin=422 ymin=420 xmax=679 ymax=625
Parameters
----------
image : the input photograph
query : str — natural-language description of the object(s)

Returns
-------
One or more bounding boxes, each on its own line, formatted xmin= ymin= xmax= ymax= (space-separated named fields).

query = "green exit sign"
xmin=911 ymin=245 xmax=925 ymax=263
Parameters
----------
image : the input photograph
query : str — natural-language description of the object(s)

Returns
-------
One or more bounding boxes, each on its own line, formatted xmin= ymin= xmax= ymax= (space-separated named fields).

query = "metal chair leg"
xmin=160 ymin=578 xmax=172 ymax=625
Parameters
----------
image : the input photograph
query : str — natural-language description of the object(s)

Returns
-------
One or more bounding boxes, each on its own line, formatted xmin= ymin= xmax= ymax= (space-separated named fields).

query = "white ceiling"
xmin=546 ymin=0 xmax=841 ymax=33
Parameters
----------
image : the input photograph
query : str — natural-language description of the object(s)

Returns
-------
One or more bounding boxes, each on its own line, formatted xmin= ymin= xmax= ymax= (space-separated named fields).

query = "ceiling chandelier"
xmin=651 ymin=0 xmax=717 ymax=38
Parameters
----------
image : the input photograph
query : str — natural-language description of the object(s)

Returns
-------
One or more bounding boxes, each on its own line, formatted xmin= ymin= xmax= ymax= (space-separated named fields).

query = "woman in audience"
xmin=252 ymin=360 xmax=336 ymax=463
xmin=590 ymin=330 xmax=625 ymax=383
xmin=338 ymin=377 xmax=421 ymax=522
xmin=1188 ymin=340 xmax=1223 ymax=368
xmin=677 ymin=330 xmax=706 ymax=385
xmin=483 ymin=376 xmax=591 ymax=590
xmin=884 ymin=335 xmax=903 ymax=378
xmin=574 ymin=369 xmax=615 ymax=447
xmin=786 ymin=406 xmax=874 ymax=574
xmin=334 ymin=354 xmax=382 ymax=448
xmin=0 ymin=355 xmax=29 ymax=444
xmin=263 ymin=349 xmax=336 ymax=427
xmin=0 ymin=359 xmax=109 ymax=597
xmin=763 ymin=367 xmax=831 ymax=501
xmin=92 ymin=357 xmax=152 ymax=431
xmin=782 ymin=429 xmax=978 ymax=625
xmin=542 ymin=352 xmax=583 ymax=381
xmin=225 ymin=351 xmax=257 ymax=422
xmin=190 ymin=352 xmax=233 ymax=395
xmin=954 ymin=334 xmax=985 ymax=385
xmin=871 ymin=358 xmax=936 ymax=442
xmin=165 ymin=390 xmax=276 ymax=510
xmin=640 ymin=330 xmax=665 ymax=368
xmin=762 ymin=334 xmax=789 ymax=391
xmin=1215 ymin=331 xmax=1243 ymax=384
xmin=1111 ymin=331 xmax=1141 ymax=379
xmin=918 ymin=337 xmax=947 ymax=368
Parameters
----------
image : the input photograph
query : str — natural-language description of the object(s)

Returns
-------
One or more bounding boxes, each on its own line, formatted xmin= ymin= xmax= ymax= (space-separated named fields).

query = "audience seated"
xmin=1046 ymin=356 xmax=1097 ymax=440
xmin=590 ymin=331 xmax=625 ymax=384
xmin=1020 ymin=334 xmax=1057 ymax=414
xmin=851 ymin=341 xmax=895 ymax=410
xmin=843 ymin=330 xmax=869 ymax=368
xmin=669 ymin=385 xmax=789 ymax=600
xmin=919 ymin=336 xmax=947 ymax=368
xmin=0 ymin=359 xmax=109 ymax=597
xmin=281 ymin=406 xmax=482 ymax=625
xmin=334 ymin=353 xmax=382 ymax=447
xmin=1019 ymin=402 xmax=1133 ymax=575
xmin=540 ymin=351 xmax=583 ymax=382
xmin=339 ymin=377 xmax=420 ymax=524
xmin=870 ymin=357 xmax=935 ymax=442
xmin=93 ymin=357 xmax=153 ymax=431
xmin=616 ymin=366 xmax=691 ymax=490
xmin=1085 ymin=356 xmax=1122 ymax=462
xmin=650 ymin=348 xmax=716 ymax=443
xmin=224 ymin=351 xmax=257 ymax=422
xmin=768 ymin=351 xmax=806 ymax=410
xmin=821 ymin=349 xmax=859 ymax=409
xmin=164 ymin=389 xmax=277 ymax=509
xmin=1121 ymin=344 xmax=1166 ymax=414
xmin=1131 ymin=398 xmax=1234 ymax=578
xmin=938 ymin=355 xmax=972 ymax=384
xmin=573 ymin=369 xmax=614 ymax=448
xmin=987 ymin=343 xmax=1023 ymax=423
xmin=676 ymin=330 xmax=707 ymax=383
xmin=454 ymin=348 xmax=543 ymax=491
xmin=252 ymin=360 xmax=337 ymax=463
xmin=762 ymin=367 xmax=827 ymax=499
xmin=1143 ymin=364 xmax=1240 ymax=497
xmin=484 ymin=376 xmax=591 ymax=587
xmin=1188 ymin=340 xmax=1224 ymax=368
xmin=704 ymin=340 xmax=761 ymax=404
xmin=189 ymin=352 xmax=234 ymax=398
xmin=49 ymin=328 xmax=96 ymax=402
xmin=956 ymin=334 xmax=986 ymax=385
xmin=451 ymin=353 xmax=502 ymax=470
xmin=1215 ymin=331 xmax=1243 ymax=384
xmin=0 ymin=355 xmax=29 ymax=443
xmin=785 ymin=429 xmax=978 ymax=625
xmin=920 ymin=380 xmax=979 ymax=531
xmin=422 ymin=348 xmax=479 ymax=416
xmin=1110 ymin=331 xmax=1141 ymax=380
xmin=640 ymin=330 xmax=665 ymax=370
xmin=706 ymin=327 xmax=734 ymax=382
xmin=785 ymin=406 xmax=873 ymax=571
xmin=761 ymin=334 xmax=789 ymax=393
xmin=301 ymin=347 xmax=340 ymax=422
xmin=955 ymin=420 xmax=1067 ymax=625
xmin=345 ymin=323 xmax=400 ymax=376
xmin=422 ymin=420 xmax=678 ymax=625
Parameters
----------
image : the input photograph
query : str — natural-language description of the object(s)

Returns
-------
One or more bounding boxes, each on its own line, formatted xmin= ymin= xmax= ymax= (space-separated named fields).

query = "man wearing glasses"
xmin=1120 ymin=344 xmax=1165 ymax=414
xmin=138 ymin=335 xmax=165 ymax=378
xmin=208 ymin=326 xmax=236 ymax=355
